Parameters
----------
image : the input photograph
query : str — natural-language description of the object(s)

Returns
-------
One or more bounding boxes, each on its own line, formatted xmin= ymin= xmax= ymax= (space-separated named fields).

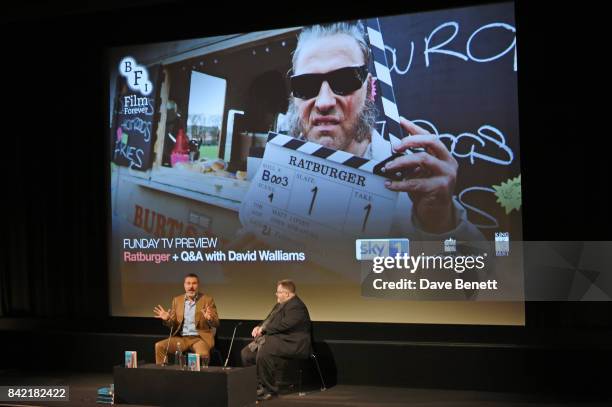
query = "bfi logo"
xmin=355 ymin=239 xmax=409 ymax=260
xmin=119 ymin=56 xmax=153 ymax=96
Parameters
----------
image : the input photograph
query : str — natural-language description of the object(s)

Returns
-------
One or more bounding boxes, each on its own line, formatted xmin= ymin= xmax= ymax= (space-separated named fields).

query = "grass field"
xmin=199 ymin=145 xmax=219 ymax=160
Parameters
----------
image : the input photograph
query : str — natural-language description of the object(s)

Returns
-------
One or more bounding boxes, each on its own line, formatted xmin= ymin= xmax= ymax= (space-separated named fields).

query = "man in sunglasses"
xmin=285 ymin=22 xmax=483 ymax=238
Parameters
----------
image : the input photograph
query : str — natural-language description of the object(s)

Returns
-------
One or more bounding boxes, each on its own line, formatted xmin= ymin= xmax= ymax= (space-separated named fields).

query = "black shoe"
xmin=257 ymin=392 xmax=277 ymax=401
xmin=256 ymin=386 xmax=265 ymax=397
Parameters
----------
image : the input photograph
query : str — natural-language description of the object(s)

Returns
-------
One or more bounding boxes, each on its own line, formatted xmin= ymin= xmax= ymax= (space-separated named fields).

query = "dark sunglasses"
xmin=290 ymin=65 xmax=368 ymax=99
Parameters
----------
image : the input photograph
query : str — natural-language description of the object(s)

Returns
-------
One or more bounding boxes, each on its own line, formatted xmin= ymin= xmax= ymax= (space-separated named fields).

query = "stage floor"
xmin=0 ymin=370 xmax=609 ymax=406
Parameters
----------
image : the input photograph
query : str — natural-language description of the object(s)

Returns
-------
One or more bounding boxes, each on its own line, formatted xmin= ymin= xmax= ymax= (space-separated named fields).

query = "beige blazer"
xmin=164 ymin=292 xmax=220 ymax=348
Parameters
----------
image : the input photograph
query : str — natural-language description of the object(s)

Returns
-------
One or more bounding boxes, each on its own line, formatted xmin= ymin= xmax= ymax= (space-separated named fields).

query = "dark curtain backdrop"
xmin=4 ymin=20 xmax=108 ymax=317
xmin=2 ymin=1 xmax=610 ymax=326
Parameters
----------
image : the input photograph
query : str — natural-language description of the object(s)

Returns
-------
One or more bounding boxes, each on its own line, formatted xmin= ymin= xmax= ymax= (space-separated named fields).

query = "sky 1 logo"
xmin=355 ymin=239 xmax=410 ymax=260
xmin=119 ymin=56 xmax=153 ymax=96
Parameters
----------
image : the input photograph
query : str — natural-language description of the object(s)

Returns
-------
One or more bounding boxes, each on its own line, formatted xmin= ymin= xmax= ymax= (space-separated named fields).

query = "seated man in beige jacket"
xmin=153 ymin=273 xmax=220 ymax=365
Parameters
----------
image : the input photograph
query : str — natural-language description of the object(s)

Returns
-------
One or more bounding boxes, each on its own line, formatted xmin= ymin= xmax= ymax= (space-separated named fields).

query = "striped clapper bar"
xmin=265 ymin=132 xmax=404 ymax=180
xmin=238 ymin=131 xmax=401 ymax=263
xmin=365 ymin=18 xmax=425 ymax=155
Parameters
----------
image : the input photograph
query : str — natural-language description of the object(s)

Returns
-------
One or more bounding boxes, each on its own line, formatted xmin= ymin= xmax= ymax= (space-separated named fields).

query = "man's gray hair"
xmin=285 ymin=21 xmax=377 ymax=143
xmin=292 ymin=22 xmax=371 ymax=71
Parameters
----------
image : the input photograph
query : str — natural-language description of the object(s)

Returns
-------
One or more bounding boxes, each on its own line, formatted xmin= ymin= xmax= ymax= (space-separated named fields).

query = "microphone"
xmin=223 ymin=321 xmax=243 ymax=369
xmin=162 ymin=298 xmax=176 ymax=366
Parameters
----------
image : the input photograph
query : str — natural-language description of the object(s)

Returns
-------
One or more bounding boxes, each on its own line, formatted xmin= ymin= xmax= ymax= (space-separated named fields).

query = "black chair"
xmin=277 ymin=329 xmax=327 ymax=396
xmin=278 ymin=352 xmax=327 ymax=395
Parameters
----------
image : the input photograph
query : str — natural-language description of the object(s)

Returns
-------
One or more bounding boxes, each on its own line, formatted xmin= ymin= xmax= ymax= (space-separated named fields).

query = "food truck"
xmin=110 ymin=28 xmax=301 ymax=249
xmin=109 ymin=28 xmax=316 ymax=317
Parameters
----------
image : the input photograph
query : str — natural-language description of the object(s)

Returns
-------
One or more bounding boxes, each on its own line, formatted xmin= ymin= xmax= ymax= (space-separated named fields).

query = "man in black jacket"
xmin=241 ymin=279 xmax=312 ymax=400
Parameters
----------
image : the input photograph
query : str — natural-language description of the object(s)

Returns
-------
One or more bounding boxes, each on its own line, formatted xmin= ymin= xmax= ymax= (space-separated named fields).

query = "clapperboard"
xmin=239 ymin=132 xmax=401 ymax=269
xmin=365 ymin=18 xmax=425 ymax=155
xmin=239 ymin=19 xmax=417 ymax=270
